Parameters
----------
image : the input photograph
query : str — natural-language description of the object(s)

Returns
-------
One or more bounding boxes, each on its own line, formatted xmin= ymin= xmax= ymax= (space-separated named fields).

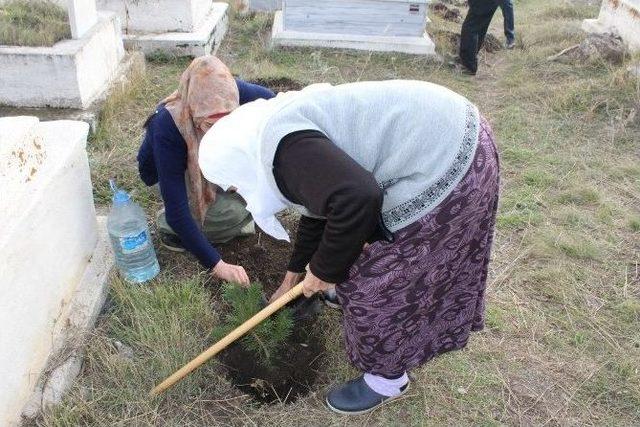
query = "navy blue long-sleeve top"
xmin=137 ymin=79 xmax=275 ymax=269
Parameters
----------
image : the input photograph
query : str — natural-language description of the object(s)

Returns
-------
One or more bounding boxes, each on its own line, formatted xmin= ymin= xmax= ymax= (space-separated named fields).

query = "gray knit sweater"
xmin=260 ymin=80 xmax=480 ymax=232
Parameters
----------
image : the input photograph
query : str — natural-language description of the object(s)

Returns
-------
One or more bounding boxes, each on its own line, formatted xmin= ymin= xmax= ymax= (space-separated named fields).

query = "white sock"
xmin=363 ymin=372 xmax=409 ymax=397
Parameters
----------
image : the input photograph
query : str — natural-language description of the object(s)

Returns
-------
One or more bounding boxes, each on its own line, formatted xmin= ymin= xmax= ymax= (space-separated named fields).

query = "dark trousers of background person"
xmin=459 ymin=0 xmax=500 ymax=74
xmin=500 ymin=0 xmax=515 ymax=44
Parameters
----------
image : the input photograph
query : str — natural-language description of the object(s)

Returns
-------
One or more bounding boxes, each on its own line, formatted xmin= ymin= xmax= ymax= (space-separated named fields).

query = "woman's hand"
xmin=269 ymin=271 xmax=304 ymax=303
xmin=300 ymin=270 xmax=334 ymax=298
xmin=211 ymin=260 xmax=250 ymax=286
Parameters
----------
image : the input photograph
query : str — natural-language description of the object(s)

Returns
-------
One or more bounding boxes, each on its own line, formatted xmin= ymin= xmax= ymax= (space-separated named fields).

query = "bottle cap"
xmin=113 ymin=189 xmax=131 ymax=205
xmin=109 ymin=178 xmax=131 ymax=206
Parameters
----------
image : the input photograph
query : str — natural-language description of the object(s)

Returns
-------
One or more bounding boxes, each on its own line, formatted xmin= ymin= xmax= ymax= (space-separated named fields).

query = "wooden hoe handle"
xmin=149 ymin=283 xmax=305 ymax=396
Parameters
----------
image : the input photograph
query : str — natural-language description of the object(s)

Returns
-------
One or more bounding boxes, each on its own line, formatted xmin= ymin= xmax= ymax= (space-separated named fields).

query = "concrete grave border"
xmin=0 ymin=11 xmax=126 ymax=109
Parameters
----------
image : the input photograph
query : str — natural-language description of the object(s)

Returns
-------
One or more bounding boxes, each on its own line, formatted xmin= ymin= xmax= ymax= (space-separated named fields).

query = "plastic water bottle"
xmin=107 ymin=180 xmax=159 ymax=283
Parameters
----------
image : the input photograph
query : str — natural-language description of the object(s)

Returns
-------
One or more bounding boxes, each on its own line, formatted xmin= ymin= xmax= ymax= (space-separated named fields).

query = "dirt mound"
xmin=430 ymin=30 xmax=501 ymax=55
xmin=482 ymin=33 xmax=503 ymax=53
xmin=248 ymin=77 xmax=305 ymax=93
xmin=431 ymin=29 xmax=461 ymax=54
xmin=548 ymin=34 xmax=627 ymax=65
xmin=431 ymin=2 xmax=463 ymax=22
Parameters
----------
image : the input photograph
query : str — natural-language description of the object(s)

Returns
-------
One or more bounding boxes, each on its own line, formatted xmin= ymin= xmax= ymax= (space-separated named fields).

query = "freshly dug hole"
xmin=219 ymin=317 xmax=324 ymax=404
xmin=214 ymin=284 xmax=324 ymax=403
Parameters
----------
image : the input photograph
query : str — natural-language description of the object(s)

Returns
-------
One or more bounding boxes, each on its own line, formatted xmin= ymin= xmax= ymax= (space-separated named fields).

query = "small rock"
xmin=114 ymin=340 xmax=134 ymax=360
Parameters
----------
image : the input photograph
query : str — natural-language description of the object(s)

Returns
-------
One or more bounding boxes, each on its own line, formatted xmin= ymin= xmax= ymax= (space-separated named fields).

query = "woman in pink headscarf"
xmin=137 ymin=56 xmax=275 ymax=284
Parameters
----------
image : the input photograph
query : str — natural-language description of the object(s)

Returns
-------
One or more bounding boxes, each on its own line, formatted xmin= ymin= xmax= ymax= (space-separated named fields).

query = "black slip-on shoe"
xmin=326 ymin=375 xmax=409 ymax=415
xmin=506 ymin=40 xmax=516 ymax=49
xmin=159 ymin=231 xmax=185 ymax=253
xmin=448 ymin=59 xmax=477 ymax=76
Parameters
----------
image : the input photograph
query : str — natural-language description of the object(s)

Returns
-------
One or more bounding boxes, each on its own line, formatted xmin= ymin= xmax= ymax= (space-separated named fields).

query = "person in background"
xmin=137 ymin=55 xmax=275 ymax=285
xmin=199 ymin=80 xmax=500 ymax=414
xmin=458 ymin=0 xmax=500 ymax=75
xmin=500 ymin=0 xmax=516 ymax=49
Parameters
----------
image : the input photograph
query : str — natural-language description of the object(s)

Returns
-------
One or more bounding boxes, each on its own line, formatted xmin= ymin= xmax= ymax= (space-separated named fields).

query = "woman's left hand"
xmin=301 ymin=270 xmax=334 ymax=298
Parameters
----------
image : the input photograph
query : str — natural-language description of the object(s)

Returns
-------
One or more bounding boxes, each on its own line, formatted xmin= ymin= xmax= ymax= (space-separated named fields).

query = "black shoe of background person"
xmin=448 ymin=58 xmax=477 ymax=76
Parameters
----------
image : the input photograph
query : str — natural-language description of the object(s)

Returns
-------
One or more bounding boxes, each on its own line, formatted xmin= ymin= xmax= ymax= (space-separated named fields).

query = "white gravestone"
xmin=95 ymin=0 xmax=229 ymax=56
xmin=583 ymin=0 xmax=640 ymax=52
xmin=272 ymin=0 xmax=436 ymax=55
xmin=0 ymin=116 xmax=112 ymax=426
xmin=68 ymin=0 xmax=98 ymax=39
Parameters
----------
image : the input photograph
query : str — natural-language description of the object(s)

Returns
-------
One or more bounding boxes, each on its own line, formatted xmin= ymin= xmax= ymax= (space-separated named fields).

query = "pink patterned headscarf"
xmin=162 ymin=55 xmax=240 ymax=224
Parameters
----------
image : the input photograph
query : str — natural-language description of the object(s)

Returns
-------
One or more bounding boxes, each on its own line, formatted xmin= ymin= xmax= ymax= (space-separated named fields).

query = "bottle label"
xmin=119 ymin=230 xmax=149 ymax=254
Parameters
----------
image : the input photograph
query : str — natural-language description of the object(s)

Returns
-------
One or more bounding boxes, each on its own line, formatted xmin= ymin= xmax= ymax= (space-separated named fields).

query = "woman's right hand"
xmin=269 ymin=271 xmax=304 ymax=302
xmin=212 ymin=260 xmax=250 ymax=286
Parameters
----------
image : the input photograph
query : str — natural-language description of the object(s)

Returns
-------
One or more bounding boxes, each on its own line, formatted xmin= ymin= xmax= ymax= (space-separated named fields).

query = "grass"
xmin=36 ymin=0 xmax=640 ymax=425
xmin=0 ymin=0 xmax=70 ymax=47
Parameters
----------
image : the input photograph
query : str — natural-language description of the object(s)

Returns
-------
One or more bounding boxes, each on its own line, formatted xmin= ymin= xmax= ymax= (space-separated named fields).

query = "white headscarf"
xmin=199 ymin=84 xmax=333 ymax=241
xmin=198 ymin=93 xmax=291 ymax=241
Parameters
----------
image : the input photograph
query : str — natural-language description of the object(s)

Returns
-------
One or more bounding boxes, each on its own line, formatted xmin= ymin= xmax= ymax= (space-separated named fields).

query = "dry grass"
xmin=0 ymin=0 xmax=70 ymax=47
xmin=36 ymin=0 xmax=640 ymax=425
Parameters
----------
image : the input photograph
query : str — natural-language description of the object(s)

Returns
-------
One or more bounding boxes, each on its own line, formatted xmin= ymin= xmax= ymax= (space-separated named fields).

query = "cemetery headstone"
xmin=271 ymin=0 xmax=436 ymax=55
xmin=95 ymin=0 xmax=229 ymax=56
xmin=68 ymin=0 xmax=98 ymax=39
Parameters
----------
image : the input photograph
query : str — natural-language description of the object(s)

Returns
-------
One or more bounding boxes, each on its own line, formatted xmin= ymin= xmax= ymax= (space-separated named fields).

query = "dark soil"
xmin=248 ymin=77 xmax=306 ymax=93
xmin=218 ymin=312 xmax=324 ymax=404
xmin=216 ymin=212 xmax=299 ymax=295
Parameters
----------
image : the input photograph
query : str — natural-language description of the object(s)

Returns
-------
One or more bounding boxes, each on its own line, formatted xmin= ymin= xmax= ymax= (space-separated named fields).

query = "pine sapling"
xmin=213 ymin=282 xmax=294 ymax=367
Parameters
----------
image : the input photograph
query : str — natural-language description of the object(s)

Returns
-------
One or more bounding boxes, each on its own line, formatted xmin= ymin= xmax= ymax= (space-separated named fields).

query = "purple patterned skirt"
xmin=337 ymin=118 xmax=500 ymax=377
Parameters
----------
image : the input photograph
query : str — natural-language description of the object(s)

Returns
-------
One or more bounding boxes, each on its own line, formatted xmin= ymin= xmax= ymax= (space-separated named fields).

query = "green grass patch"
xmin=614 ymin=300 xmax=640 ymax=323
xmin=0 ymin=0 xmax=70 ymax=47
xmin=42 ymin=275 xmax=230 ymax=425
xmin=557 ymin=186 xmax=601 ymax=206
xmin=523 ymin=169 xmax=556 ymax=189
xmin=554 ymin=234 xmax=602 ymax=260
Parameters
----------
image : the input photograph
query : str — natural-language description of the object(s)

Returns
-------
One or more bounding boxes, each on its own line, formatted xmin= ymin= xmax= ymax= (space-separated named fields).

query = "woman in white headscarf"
xmin=199 ymin=80 xmax=500 ymax=414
